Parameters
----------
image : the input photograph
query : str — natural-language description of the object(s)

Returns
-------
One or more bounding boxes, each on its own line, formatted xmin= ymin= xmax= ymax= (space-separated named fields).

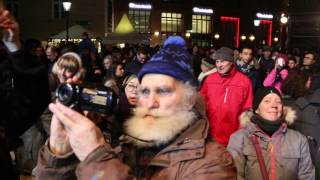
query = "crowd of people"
xmin=0 ymin=8 xmax=320 ymax=180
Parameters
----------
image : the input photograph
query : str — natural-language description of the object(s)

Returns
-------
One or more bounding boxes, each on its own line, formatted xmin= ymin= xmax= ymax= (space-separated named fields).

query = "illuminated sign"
xmin=193 ymin=7 xmax=213 ymax=14
xmin=129 ymin=3 xmax=152 ymax=10
xmin=256 ymin=13 xmax=273 ymax=19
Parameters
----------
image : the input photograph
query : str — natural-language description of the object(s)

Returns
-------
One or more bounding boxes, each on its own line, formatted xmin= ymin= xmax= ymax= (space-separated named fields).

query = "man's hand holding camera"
xmin=49 ymin=102 xmax=107 ymax=161
xmin=49 ymin=76 xmax=107 ymax=161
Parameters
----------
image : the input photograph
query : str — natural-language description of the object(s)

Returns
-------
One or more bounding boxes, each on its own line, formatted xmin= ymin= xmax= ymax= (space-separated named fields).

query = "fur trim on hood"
xmin=240 ymin=106 xmax=297 ymax=127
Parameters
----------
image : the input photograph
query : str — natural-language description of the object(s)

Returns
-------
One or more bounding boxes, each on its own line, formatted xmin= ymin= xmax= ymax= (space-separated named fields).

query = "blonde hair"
xmin=52 ymin=52 xmax=85 ymax=79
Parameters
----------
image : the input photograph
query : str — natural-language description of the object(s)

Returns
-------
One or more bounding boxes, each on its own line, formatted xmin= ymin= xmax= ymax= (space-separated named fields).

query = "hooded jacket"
xmin=35 ymin=111 xmax=237 ymax=180
xmin=227 ymin=107 xmax=315 ymax=180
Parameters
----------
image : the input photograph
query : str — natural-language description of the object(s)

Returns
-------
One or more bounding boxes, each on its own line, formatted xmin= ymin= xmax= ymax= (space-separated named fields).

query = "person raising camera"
xmin=34 ymin=36 xmax=237 ymax=180
xmin=263 ymin=54 xmax=289 ymax=94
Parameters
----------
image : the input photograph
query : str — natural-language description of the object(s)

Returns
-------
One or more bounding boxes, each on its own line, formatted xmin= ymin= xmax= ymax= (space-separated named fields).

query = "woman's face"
xmin=115 ymin=64 xmax=124 ymax=77
xmin=57 ymin=67 xmax=75 ymax=83
xmin=256 ymin=93 xmax=283 ymax=121
xmin=125 ymin=77 xmax=139 ymax=106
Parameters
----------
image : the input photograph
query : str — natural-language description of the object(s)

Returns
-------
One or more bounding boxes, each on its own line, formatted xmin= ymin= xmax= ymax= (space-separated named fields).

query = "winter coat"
xmin=34 ymin=117 xmax=237 ymax=180
xmin=235 ymin=60 xmax=262 ymax=93
xmin=0 ymin=50 xmax=50 ymax=179
xmin=200 ymin=67 xmax=253 ymax=146
xmin=263 ymin=68 xmax=288 ymax=94
xmin=291 ymin=89 xmax=320 ymax=179
xmin=227 ymin=107 xmax=315 ymax=180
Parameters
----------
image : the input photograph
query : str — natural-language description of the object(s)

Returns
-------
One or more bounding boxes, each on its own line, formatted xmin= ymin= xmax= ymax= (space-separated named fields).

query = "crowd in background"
xmin=1 ymin=8 xmax=320 ymax=179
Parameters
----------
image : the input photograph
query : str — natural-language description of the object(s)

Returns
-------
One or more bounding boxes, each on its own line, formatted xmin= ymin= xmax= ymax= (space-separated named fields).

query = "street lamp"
xmin=280 ymin=13 xmax=288 ymax=50
xmin=249 ymin=35 xmax=255 ymax=41
xmin=63 ymin=0 xmax=72 ymax=42
xmin=214 ymin=33 xmax=220 ymax=40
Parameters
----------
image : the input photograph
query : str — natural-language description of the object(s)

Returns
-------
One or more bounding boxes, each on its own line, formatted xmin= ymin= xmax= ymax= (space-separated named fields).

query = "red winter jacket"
xmin=200 ymin=67 xmax=253 ymax=146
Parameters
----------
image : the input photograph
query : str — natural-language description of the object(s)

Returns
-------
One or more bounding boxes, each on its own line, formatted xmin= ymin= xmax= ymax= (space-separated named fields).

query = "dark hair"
xmin=282 ymin=70 xmax=309 ymax=99
xmin=240 ymin=46 xmax=253 ymax=52
xmin=288 ymin=57 xmax=297 ymax=64
xmin=137 ymin=46 xmax=148 ymax=55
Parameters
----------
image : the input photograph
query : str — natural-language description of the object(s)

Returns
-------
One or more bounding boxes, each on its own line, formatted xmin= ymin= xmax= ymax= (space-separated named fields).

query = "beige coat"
xmin=227 ymin=107 xmax=315 ymax=180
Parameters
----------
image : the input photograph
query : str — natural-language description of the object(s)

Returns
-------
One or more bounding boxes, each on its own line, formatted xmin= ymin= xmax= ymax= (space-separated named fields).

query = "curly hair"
xmin=282 ymin=69 xmax=308 ymax=99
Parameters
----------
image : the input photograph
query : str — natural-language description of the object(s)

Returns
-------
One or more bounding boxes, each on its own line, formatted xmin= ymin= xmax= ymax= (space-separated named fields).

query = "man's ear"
xmin=184 ymin=94 xmax=197 ymax=111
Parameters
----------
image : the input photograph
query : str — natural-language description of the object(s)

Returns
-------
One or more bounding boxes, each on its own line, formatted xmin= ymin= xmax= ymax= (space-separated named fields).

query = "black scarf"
xmin=252 ymin=115 xmax=282 ymax=137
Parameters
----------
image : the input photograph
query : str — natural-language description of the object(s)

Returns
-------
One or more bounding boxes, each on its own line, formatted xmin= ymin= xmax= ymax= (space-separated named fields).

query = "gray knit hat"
xmin=212 ymin=47 xmax=234 ymax=62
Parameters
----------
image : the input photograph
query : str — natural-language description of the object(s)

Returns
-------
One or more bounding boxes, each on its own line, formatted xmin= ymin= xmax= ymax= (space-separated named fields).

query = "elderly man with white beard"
xmin=34 ymin=36 xmax=237 ymax=180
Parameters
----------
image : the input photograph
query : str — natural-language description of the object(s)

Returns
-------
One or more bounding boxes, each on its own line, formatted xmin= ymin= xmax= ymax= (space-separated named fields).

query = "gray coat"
xmin=227 ymin=107 xmax=315 ymax=180
xmin=292 ymin=89 xmax=320 ymax=179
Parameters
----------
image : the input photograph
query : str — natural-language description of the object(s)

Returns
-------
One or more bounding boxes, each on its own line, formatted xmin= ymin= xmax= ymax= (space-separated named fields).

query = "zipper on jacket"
xmin=223 ymin=88 xmax=229 ymax=103
xmin=269 ymin=137 xmax=275 ymax=180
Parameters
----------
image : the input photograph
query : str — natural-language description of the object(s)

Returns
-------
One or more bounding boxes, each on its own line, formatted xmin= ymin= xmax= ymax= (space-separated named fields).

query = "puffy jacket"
xmin=227 ymin=107 xmax=315 ymax=180
xmin=34 ymin=117 xmax=237 ymax=180
xmin=200 ymin=67 xmax=253 ymax=146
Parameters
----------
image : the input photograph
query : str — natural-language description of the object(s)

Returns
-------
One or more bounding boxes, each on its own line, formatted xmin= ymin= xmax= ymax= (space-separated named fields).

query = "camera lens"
xmin=56 ymin=83 xmax=76 ymax=106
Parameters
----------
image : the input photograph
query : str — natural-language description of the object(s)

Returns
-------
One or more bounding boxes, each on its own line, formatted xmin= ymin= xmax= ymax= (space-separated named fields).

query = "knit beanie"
xmin=211 ymin=47 xmax=234 ymax=62
xmin=253 ymin=87 xmax=282 ymax=112
xmin=138 ymin=36 xmax=198 ymax=87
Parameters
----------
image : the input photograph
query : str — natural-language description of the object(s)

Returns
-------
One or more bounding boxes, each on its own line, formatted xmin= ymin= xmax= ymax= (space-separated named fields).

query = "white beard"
xmin=123 ymin=107 xmax=196 ymax=148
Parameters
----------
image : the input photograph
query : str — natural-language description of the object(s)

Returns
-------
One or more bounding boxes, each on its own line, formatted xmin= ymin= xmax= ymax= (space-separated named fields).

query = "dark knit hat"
xmin=138 ymin=36 xmax=198 ymax=86
xmin=253 ymin=87 xmax=282 ymax=111
xmin=201 ymin=57 xmax=215 ymax=69
xmin=211 ymin=47 xmax=234 ymax=62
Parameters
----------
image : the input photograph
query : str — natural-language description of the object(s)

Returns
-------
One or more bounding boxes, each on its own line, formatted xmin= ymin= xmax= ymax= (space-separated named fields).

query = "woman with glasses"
xmin=107 ymin=73 xmax=139 ymax=146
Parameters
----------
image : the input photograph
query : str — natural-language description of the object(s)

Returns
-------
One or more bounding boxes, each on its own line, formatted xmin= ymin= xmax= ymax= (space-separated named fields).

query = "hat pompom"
xmin=163 ymin=36 xmax=186 ymax=49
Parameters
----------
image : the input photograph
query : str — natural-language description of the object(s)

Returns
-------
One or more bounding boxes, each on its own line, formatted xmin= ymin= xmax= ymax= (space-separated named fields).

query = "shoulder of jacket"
xmin=295 ymin=97 xmax=310 ymax=110
xmin=285 ymin=128 xmax=308 ymax=143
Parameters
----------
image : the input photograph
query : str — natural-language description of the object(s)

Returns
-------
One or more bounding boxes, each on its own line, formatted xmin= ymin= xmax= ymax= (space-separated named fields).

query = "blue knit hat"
xmin=138 ymin=36 xmax=198 ymax=87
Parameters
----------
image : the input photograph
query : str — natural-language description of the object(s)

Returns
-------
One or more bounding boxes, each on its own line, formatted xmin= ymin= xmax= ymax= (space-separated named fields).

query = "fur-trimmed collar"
xmin=240 ymin=106 xmax=297 ymax=127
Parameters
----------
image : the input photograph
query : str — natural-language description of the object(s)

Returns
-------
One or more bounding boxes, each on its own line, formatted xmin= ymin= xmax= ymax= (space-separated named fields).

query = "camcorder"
xmin=55 ymin=83 xmax=118 ymax=115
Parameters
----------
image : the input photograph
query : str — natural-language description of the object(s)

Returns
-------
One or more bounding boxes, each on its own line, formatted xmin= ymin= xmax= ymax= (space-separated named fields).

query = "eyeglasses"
xmin=125 ymin=84 xmax=138 ymax=92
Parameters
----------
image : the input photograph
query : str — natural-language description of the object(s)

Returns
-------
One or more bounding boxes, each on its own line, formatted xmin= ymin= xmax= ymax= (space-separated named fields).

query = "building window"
xmin=128 ymin=10 xmax=150 ymax=33
xmin=192 ymin=14 xmax=212 ymax=34
xmin=6 ymin=0 xmax=19 ymax=18
xmin=52 ymin=0 xmax=65 ymax=19
xmin=161 ymin=12 xmax=183 ymax=33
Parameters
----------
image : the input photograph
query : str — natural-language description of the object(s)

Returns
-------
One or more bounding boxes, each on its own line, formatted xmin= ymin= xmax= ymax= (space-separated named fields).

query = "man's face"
xmin=287 ymin=59 xmax=296 ymax=69
xmin=216 ymin=59 xmax=233 ymax=75
xmin=138 ymin=74 xmax=189 ymax=116
xmin=124 ymin=74 xmax=195 ymax=147
xmin=137 ymin=53 xmax=148 ymax=63
xmin=263 ymin=50 xmax=272 ymax=59
xmin=303 ymin=53 xmax=316 ymax=66
xmin=240 ymin=48 xmax=253 ymax=64
xmin=46 ymin=48 xmax=57 ymax=61
xmin=103 ymin=58 xmax=112 ymax=69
